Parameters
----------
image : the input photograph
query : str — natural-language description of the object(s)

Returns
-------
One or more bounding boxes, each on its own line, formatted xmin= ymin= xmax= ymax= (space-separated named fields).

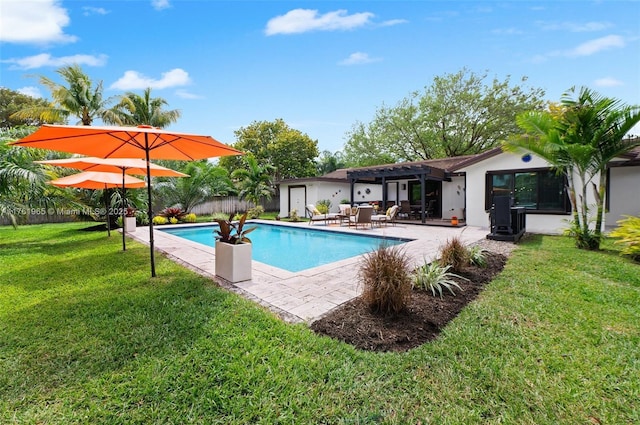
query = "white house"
xmin=278 ymin=146 xmax=640 ymax=234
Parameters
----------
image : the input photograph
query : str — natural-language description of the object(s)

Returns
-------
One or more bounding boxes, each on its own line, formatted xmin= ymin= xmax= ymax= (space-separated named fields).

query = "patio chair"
xmin=399 ymin=200 xmax=412 ymax=219
xmin=305 ymin=204 xmax=339 ymax=225
xmin=348 ymin=205 xmax=374 ymax=229
xmin=372 ymin=205 xmax=399 ymax=227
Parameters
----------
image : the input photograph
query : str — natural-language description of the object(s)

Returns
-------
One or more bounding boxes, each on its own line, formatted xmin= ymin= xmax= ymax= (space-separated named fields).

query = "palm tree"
xmin=154 ymin=161 xmax=235 ymax=212
xmin=505 ymin=87 xmax=640 ymax=250
xmin=10 ymin=64 xmax=118 ymax=126
xmin=110 ymin=88 xmax=181 ymax=128
xmin=231 ymin=155 xmax=275 ymax=207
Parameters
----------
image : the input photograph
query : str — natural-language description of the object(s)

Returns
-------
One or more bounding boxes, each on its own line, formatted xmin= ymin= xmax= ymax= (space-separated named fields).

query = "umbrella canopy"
xmin=12 ymin=124 xmax=244 ymax=277
xmin=50 ymin=171 xmax=146 ymax=239
xmin=13 ymin=124 xmax=242 ymax=160
xmin=35 ymin=157 xmax=190 ymax=177
xmin=36 ymin=157 xmax=189 ymax=251
xmin=49 ymin=171 xmax=146 ymax=189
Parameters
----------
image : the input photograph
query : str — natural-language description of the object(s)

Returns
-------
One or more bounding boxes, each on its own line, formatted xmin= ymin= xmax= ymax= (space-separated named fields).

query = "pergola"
xmin=346 ymin=163 xmax=449 ymax=223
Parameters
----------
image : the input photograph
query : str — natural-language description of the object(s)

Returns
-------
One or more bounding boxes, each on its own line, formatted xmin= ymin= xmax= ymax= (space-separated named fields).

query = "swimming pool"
xmin=160 ymin=223 xmax=412 ymax=272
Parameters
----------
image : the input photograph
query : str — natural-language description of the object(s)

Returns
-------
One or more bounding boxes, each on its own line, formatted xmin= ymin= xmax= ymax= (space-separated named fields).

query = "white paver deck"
xmin=127 ymin=220 xmax=490 ymax=323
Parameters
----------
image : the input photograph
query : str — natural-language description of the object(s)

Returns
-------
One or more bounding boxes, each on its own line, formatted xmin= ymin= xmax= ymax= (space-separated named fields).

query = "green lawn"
xmin=1 ymin=222 xmax=638 ymax=424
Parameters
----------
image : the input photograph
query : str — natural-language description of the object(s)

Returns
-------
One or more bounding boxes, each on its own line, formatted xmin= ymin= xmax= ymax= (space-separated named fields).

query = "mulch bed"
xmin=310 ymin=252 xmax=507 ymax=352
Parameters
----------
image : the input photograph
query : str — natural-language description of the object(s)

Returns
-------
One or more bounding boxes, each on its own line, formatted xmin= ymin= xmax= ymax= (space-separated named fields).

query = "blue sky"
xmin=1 ymin=0 xmax=639 ymax=153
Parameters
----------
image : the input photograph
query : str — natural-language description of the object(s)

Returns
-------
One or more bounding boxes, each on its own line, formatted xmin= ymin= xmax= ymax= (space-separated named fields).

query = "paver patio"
xmin=128 ymin=220 xmax=490 ymax=323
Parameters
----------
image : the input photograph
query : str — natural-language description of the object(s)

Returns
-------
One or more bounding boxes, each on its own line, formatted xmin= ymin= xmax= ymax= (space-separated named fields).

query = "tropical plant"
xmin=182 ymin=213 xmax=197 ymax=223
xmin=468 ymin=245 xmax=488 ymax=267
xmin=412 ymin=262 xmax=467 ymax=298
xmin=609 ymin=215 xmax=640 ymax=262
xmin=10 ymin=64 xmax=118 ymax=126
xmin=214 ymin=212 xmax=256 ymax=244
xmin=109 ymin=87 xmax=181 ymax=128
xmin=154 ymin=161 xmax=235 ymax=212
xmin=289 ymin=209 xmax=300 ymax=222
xmin=247 ymin=205 xmax=264 ymax=219
xmin=505 ymin=86 xmax=640 ymax=250
xmin=159 ymin=206 xmax=186 ymax=221
xmin=231 ymin=155 xmax=275 ymax=206
xmin=360 ymin=245 xmax=412 ymax=315
xmin=152 ymin=215 xmax=168 ymax=225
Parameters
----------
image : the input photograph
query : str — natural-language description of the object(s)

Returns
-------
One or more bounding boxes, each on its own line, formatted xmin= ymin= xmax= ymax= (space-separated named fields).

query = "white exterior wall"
xmin=607 ymin=166 xmax=640 ymax=226
xmin=278 ymin=181 xmax=382 ymax=216
xmin=461 ymin=151 xmax=581 ymax=234
xmin=442 ymin=175 xmax=466 ymax=219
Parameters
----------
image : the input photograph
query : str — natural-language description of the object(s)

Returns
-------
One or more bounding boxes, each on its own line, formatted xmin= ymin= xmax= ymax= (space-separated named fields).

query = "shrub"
xmin=564 ymin=219 xmax=601 ymax=250
xmin=413 ymin=262 xmax=467 ymax=298
xmin=182 ymin=213 xmax=197 ymax=223
xmin=169 ymin=217 xmax=179 ymax=224
xmin=135 ymin=210 xmax=149 ymax=225
xmin=360 ymin=245 xmax=412 ymax=316
xmin=289 ymin=209 xmax=300 ymax=222
xmin=211 ymin=212 xmax=228 ymax=221
xmin=152 ymin=216 xmax=168 ymax=225
xmin=468 ymin=245 xmax=488 ymax=267
xmin=610 ymin=215 xmax=640 ymax=262
xmin=316 ymin=199 xmax=332 ymax=214
xmin=439 ymin=236 xmax=470 ymax=272
xmin=248 ymin=205 xmax=264 ymax=219
xmin=116 ymin=216 xmax=123 ymax=227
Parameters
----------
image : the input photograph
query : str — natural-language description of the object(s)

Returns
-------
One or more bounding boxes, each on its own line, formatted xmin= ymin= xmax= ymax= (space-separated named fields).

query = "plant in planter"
xmin=213 ymin=212 xmax=256 ymax=282
xmin=124 ymin=207 xmax=137 ymax=232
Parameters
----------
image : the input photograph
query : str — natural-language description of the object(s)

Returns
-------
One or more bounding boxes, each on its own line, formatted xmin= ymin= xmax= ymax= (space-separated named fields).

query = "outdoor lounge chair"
xmin=372 ymin=205 xmax=399 ymax=227
xmin=348 ymin=205 xmax=374 ymax=229
xmin=305 ymin=204 xmax=339 ymax=225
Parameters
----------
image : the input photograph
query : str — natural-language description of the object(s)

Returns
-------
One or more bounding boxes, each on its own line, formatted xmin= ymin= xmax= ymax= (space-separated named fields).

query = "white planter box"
xmin=124 ymin=216 xmax=136 ymax=233
xmin=215 ymin=241 xmax=252 ymax=283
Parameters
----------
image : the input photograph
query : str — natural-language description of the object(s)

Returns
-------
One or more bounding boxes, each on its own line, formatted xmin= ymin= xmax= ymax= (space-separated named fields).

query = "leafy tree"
xmin=219 ymin=119 xmax=319 ymax=181
xmin=0 ymin=88 xmax=59 ymax=128
xmin=505 ymin=86 xmax=640 ymax=250
xmin=343 ymin=68 xmax=546 ymax=166
xmin=231 ymin=155 xmax=275 ymax=206
xmin=316 ymin=150 xmax=347 ymax=175
xmin=10 ymin=64 xmax=118 ymax=126
xmin=154 ymin=161 xmax=235 ymax=212
xmin=109 ymin=87 xmax=181 ymax=127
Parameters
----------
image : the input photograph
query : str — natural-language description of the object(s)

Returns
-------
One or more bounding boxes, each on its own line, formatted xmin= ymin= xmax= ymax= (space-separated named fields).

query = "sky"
xmin=1 ymin=0 xmax=639 ymax=154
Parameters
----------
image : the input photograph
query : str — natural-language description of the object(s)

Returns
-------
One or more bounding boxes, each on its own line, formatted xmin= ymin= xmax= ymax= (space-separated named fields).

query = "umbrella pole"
xmin=145 ymin=136 xmax=156 ymax=277
xmin=105 ymin=187 xmax=111 ymax=237
xmin=121 ymin=169 xmax=127 ymax=251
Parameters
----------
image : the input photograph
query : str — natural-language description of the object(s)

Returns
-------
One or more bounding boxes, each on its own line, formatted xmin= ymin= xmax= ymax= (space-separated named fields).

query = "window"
xmin=485 ymin=168 xmax=570 ymax=213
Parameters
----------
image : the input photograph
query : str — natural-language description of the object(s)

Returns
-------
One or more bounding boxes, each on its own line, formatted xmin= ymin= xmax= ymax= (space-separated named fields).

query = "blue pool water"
xmin=160 ymin=223 xmax=411 ymax=272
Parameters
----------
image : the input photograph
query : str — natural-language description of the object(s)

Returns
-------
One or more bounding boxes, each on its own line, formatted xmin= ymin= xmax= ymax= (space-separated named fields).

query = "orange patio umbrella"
xmin=12 ymin=124 xmax=244 ymax=277
xmin=49 ymin=171 xmax=146 ymax=239
xmin=36 ymin=157 xmax=189 ymax=252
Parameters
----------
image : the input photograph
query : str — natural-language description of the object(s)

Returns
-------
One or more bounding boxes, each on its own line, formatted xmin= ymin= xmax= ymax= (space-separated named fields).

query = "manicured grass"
xmin=1 ymin=223 xmax=638 ymax=424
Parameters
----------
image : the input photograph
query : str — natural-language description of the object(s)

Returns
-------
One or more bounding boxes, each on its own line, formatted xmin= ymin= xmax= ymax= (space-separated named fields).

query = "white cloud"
xmin=594 ymin=77 xmax=623 ymax=87
xmin=0 ymin=0 xmax=77 ymax=44
xmin=2 ymin=53 xmax=108 ymax=70
xmin=17 ymin=86 xmax=44 ymax=98
xmin=82 ymin=6 xmax=109 ymax=16
xmin=492 ymin=27 xmax=524 ymax=35
xmin=110 ymin=68 xmax=191 ymax=90
xmin=175 ymin=89 xmax=202 ymax=99
xmin=265 ymin=9 xmax=374 ymax=35
xmin=151 ymin=0 xmax=171 ymax=11
xmin=379 ymin=19 xmax=408 ymax=27
xmin=568 ymin=35 xmax=625 ymax=56
xmin=339 ymin=52 xmax=381 ymax=66
xmin=539 ymin=21 xmax=612 ymax=32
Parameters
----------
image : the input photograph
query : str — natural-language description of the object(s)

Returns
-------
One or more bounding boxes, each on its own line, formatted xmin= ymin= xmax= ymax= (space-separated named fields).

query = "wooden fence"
xmin=191 ymin=196 xmax=279 ymax=216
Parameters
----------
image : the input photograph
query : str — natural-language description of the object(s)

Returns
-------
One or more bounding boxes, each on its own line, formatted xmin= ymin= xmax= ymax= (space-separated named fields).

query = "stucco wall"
xmin=607 ymin=165 xmax=640 ymax=226
xmin=461 ymin=151 xmax=580 ymax=234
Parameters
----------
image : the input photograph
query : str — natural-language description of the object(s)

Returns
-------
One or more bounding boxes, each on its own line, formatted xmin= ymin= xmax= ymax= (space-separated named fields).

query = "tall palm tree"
xmin=231 ymin=155 xmax=275 ymax=206
xmin=110 ymin=88 xmax=181 ymax=128
xmin=11 ymin=64 xmax=118 ymax=126
xmin=505 ymin=87 xmax=640 ymax=250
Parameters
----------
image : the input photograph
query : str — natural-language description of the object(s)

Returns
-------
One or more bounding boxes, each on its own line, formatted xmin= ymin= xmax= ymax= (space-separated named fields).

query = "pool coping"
xmin=126 ymin=220 xmax=491 ymax=324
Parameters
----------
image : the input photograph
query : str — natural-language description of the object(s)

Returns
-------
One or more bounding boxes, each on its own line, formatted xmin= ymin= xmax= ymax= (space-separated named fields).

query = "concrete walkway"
xmin=127 ymin=220 xmax=490 ymax=324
